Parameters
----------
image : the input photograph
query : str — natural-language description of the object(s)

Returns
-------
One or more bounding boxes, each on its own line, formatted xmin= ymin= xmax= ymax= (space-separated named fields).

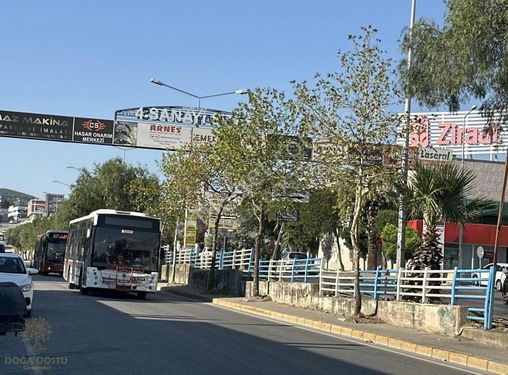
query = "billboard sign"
xmin=397 ymin=111 xmax=508 ymax=158
xmin=74 ymin=117 xmax=113 ymax=144
xmin=136 ymin=122 xmax=193 ymax=150
xmin=0 ymin=110 xmax=73 ymax=141
xmin=113 ymin=106 xmax=230 ymax=151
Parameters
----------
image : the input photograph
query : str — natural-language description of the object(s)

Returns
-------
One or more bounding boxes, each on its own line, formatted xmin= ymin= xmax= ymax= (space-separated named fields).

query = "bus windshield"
xmin=92 ymin=227 xmax=159 ymax=272
xmin=46 ymin=241 xmax=66 ymax=263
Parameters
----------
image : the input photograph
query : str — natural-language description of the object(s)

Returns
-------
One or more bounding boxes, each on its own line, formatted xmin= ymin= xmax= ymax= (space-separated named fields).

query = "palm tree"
xmin=399 ymin=162 xmax=491 ymax=270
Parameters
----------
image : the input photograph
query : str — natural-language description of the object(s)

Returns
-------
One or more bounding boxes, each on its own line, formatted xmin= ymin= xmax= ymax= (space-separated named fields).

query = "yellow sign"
xmin=184 ymin=212 xmax=197 ymax=247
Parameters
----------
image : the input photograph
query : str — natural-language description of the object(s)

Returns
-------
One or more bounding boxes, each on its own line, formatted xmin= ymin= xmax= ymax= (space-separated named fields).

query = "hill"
xmin=0 ymin=188 xmax=36 ymax=207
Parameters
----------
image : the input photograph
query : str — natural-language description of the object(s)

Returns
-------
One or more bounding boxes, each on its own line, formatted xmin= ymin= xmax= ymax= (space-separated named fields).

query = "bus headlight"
xmin=20 ymin=284 xmax=32 ymax=292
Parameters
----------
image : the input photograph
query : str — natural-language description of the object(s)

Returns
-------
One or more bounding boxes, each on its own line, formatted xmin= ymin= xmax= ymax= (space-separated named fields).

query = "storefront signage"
xmin=418 ymin=148 xmax=453 ymax=162
xmin=398 ymin=111 xmax=507 ymax=158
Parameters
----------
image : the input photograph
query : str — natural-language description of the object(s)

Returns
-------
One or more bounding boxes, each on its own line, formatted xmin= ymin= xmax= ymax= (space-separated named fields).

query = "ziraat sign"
xmin=398 ymin=110 xmax=507 ymax=159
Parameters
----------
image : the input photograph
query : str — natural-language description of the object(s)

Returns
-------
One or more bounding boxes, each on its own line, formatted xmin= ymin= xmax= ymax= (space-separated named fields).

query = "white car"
xmin=0 ymin=253 xmax=38 ymax=316
xmin=472 ymin=262 xmax=508 ymax=291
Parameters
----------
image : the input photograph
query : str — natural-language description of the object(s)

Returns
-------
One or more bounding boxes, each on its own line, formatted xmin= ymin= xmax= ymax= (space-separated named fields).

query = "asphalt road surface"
xmin=0 ymin=275 xmax=489 ymax=375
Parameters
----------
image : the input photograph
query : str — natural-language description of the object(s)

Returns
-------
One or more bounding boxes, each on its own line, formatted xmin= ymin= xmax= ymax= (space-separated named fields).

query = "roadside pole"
xmin=396 ymin=0 xmax=417 ymax=269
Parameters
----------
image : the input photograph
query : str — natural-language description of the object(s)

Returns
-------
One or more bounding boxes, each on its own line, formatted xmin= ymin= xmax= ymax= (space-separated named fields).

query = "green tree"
xmin=381 ymin=223 xmax=420 ymax=263
xmin=60 ymin=158 xmax=160 ymax=226
xmin=400 ymin=0 xmax=508 ymax=113
xmin=294 ymin=27 xmax=399 ymax=316
xmin=398 ymin=162 xmax=490 ymax=270
xmin=212 ymin=88 xmax=313 ymax=297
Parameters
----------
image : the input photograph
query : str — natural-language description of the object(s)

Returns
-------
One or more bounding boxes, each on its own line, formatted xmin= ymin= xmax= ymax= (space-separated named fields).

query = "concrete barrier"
xmin=246 ymin=281 xmax=469 ymax=336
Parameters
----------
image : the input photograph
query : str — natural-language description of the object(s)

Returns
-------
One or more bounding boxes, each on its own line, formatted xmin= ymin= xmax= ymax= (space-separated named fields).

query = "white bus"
xmin=63 ymin=209 xmax=161 ymax=299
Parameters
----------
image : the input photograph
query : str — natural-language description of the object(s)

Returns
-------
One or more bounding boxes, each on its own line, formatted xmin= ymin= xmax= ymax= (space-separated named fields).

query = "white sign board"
xmin=418 ymin=148 xmax=453 ymax=162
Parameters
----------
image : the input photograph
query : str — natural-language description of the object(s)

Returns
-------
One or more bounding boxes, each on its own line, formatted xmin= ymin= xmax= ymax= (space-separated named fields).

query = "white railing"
xmin=164 ymin=246 xmax=254 ymax=272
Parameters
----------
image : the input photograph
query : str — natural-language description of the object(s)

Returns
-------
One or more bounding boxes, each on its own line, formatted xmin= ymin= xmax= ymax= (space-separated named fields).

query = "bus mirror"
xmin=86 ymin=229 xmax=91 ymax=238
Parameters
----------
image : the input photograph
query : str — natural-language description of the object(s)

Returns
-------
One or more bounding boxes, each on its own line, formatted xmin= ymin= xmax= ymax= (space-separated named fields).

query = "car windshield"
xmin=92 ymin=228 xmax=159 ymax=272
xmin=47 ymin=241 xmax=66 ymax=263
xmin=0 ymin=257 xmax=26 ymax=274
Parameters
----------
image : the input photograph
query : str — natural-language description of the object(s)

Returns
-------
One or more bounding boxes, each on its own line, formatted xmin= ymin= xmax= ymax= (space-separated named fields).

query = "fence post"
xmin=396 ymin=268 xmax=404 ymax=301
xmin=373 ymin=266 xmax=381 ymax=300
xmin=247 ymin=248 xmax=254 ymax=274
xmin=450 ymin=267 xmax=458 ymax=305
xmin=335 ymin=268 xmax=340 ymax=297
xmin=421 ymin=267 xmax=429 ymax=303
xmin=278 ymin=260 xmax=283 ymax=281
xmin=232 ymin=249 xmax=236 ymax=269
xmin=484 ymin=265 xmax=496 ymax=330
xmin=304 ymin=257 xmax=310 ymax=283
xmin=291 ymin=257 xmax=296 ymax=282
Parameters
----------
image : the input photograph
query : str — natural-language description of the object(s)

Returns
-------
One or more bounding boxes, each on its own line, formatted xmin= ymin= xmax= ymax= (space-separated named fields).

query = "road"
xmin=0 ymin=275 xmax=487 ymax=375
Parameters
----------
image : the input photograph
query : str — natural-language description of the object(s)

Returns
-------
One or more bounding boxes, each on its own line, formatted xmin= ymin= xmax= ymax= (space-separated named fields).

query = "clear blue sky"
xmin=0 ymin=0 xmax=446 ymax=199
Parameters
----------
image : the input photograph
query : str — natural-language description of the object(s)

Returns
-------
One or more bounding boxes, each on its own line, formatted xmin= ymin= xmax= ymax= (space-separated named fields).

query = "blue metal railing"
xmin=257 ymin=258 xmax=321 ymax=283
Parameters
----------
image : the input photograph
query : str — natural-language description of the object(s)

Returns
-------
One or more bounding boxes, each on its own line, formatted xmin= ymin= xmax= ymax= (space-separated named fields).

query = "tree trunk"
xmin=366 ymin=199 xmax=380 ymax=270
xmin=271 ymin=222 xmax=285 ymax=260
xmin=333 ymin=227 xmax=345 ymax=271
xmin=207 ymin=209 xmax=222 ymax=291
xmin=350 ymin=183 xmax=364 ymax=317
xmin=171 ymin=220 xmax=179 ymax=283
xmin=252 ymin=207 xmax=264 ymax=297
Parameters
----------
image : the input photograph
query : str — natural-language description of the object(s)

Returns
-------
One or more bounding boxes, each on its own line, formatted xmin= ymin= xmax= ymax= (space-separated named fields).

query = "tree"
xmin=294 ymin=26 xmax=399 ymax=316
xmin=381 ymin=223 xmax=420 ymax=263
xmin=5 ymin=159 xmax=159 ymax=257
xmin=398 ymin=162 xmax=490 ymax=270
xmin=212 ymin=88 xmax=313 ymax=297
xmin=59 ymin=158 xmax=160 ymax=225
xmin=400 ymin=0 xmax=508 ymax=114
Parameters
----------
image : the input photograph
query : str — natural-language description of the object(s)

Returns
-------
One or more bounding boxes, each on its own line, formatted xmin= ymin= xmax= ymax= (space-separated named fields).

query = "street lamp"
xmin=52 ymin=180 xmax=71 ymax=188
xmin=459 ymin=105 xmax=477 ymax=269
xmin=66 ymin=166 xmax=83 ymax=172
xmin=150 ymin=78 xmax=248 ymax=109
xmin=462 ymin=105 xmax=477 ymax=165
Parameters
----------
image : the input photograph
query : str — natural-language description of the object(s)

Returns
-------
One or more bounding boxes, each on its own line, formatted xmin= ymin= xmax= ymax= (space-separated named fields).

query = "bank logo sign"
xmin=397 ymin=111 xmax=507 ymax=158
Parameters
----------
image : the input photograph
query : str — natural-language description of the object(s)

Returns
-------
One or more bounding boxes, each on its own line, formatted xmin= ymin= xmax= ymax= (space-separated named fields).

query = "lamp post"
xmin=150 ymin=78 xmax=247 ymax=109
xmin=52 ymin=180 xmax=71 ymax=188
xmin=396 ymin=0 xmax=417 ymax=269
xmin=66 ymin=166 xmax=83 ymax=172
xmin=462 ymin=105 xmax=477 ymax=164
xmin=459 ymin=105 xmax=477 ymax=269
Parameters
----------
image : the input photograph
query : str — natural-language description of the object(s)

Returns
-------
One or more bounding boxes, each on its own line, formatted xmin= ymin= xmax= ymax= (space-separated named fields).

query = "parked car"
xmin=282 ymin=251 xmax=307 ymax=260
xmin=0 ymin=253 xmax=38 ymax=316
xmin=0 ymin=281 xmax=26 ymax=335
xmin=472 ymin=262 xmax=508 ymax=291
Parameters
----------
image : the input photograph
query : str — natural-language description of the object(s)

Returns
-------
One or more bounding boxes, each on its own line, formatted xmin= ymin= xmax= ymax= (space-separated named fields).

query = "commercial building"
xmin=27 ymin=199 xmax=46 ymax=219
xmin=7 ymin=205 xmax=27 ymax=222
xmin=45 ymin=193 xmax=64 ymax=216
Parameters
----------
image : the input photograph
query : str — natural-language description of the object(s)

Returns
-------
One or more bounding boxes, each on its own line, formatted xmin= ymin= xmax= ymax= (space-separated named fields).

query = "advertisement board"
xmin=397 ymin=111 xmax=508 ymax=159
xmin=113 ymin=106 xmax=230 ymax=151
xmin=0 ymin=110 xmax=73 ymax=141
xmin=74 ymin=117 xmax=114 ymax=144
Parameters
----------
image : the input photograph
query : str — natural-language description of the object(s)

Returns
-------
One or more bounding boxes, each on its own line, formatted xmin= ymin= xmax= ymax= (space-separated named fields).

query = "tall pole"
xmin=460 ymin=106 xmax=476 ymax=268
xmin=396 ymin=0 xmax=417 ymax=269
xmin=493 ymin=155 xmax=508 ymax=269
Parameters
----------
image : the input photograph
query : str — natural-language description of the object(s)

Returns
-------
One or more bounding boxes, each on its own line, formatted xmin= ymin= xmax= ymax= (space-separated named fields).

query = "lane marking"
xmin=211 ymin=304 xmax=486 ymax=375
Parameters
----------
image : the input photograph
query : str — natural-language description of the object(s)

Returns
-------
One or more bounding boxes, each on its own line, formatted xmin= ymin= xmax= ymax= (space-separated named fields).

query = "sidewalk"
xmin=158 ymin=284 xmax=508 ymax=374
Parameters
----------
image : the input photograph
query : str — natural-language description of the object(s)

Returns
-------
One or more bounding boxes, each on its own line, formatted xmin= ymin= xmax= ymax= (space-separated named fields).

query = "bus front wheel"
xmin=136 ymin=292 xmax=147 ymax=300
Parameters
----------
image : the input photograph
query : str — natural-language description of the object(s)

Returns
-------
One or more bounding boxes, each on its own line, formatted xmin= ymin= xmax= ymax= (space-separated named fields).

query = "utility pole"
xmin=396 ymin=0 xmax=417 ymax=269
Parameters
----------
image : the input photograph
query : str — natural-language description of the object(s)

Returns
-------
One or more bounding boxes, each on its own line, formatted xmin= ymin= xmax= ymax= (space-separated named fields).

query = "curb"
xmin=212 ymin=298 xmax=508 ymax=375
